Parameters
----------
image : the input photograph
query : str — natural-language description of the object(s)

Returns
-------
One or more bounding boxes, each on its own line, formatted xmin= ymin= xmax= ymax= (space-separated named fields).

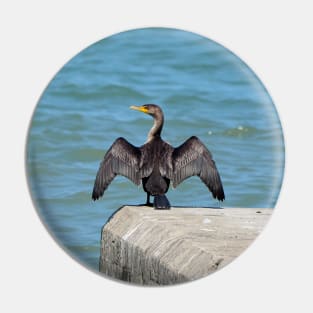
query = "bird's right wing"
xmin=171 ymin=136 xmax=225 ymax=201
xmin=92 ymin=137 xmax=141 ymax=200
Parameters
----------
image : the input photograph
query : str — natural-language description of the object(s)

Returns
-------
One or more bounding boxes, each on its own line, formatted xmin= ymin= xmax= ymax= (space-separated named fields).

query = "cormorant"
xmin=92 ymin=104 xmax=225 ymax=209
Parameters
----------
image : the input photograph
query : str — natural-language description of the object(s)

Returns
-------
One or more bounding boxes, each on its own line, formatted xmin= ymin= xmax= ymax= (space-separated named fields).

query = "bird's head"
xmin=130 ymin=104 xmax=163 ymax=118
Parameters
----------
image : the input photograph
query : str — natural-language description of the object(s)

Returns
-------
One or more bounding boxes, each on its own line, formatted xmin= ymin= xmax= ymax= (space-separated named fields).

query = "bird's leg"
xmin=145 ymin=192 xmax=153 ymax=207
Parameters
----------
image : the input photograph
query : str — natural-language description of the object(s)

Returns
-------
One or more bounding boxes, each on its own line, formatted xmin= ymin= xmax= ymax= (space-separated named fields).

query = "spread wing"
xmin=92 ymin=137 xmax=141 ymax=200
xmin=171 ymin=136 xmax=225 ymax=201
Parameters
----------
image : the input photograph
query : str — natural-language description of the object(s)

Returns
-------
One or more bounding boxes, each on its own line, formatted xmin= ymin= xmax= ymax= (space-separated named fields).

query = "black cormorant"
xmin=92 ymin=104 xmax=225 ymax=209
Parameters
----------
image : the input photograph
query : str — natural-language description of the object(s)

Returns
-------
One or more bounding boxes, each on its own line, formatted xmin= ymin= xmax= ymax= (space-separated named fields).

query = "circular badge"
xmin=26 ymin=28 xmax=284 ymax=285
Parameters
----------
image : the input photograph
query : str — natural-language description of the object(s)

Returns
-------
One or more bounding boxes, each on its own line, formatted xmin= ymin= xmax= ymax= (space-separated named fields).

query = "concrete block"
xmin=99 ymin=206 xmax=272 ymax=285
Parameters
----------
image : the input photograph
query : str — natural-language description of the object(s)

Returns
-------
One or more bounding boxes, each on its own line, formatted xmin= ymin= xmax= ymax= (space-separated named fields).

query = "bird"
xmin=92 ymin=104 xmax=225 ymax=209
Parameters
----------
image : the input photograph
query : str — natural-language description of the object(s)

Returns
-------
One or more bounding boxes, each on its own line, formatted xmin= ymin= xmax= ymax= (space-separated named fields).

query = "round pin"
xmin=26 ymin=27 xmax=285 ymax=285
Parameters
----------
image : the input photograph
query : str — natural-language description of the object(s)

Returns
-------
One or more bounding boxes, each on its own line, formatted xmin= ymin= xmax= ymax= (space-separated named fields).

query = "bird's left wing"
xmin=92 ymin=137 xmax=141 ymax=200
xmin=170 ymin=136 xmax=225 ymax=201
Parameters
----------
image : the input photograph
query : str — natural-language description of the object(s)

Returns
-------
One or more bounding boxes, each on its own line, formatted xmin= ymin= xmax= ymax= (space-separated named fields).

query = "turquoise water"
xmin=26 ymin=28 xmax=284 ymax=272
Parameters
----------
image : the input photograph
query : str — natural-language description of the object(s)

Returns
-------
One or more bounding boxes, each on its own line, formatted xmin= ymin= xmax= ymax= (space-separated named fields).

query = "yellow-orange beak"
xmin=129 ymin=105 xmax=149 ymax=114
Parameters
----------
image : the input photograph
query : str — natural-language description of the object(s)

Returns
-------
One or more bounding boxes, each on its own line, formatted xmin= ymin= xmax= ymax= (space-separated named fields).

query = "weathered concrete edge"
xmin=99 ymin=227 xmax=190 ymax=285
xmin=99 ymin=206 xmax=193 ymax=284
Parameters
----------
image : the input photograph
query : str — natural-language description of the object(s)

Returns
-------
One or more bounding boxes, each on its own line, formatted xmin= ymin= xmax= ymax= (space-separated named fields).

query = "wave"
xmin=50 ymin=84 xmax=148 ymax=101
xmin=164 ymin=93 xmax=207 ymax=105
xmin=222 ymin=125 xmax=260 ymax=137
xmin=171 ymin=62 xmax=220 ymax=73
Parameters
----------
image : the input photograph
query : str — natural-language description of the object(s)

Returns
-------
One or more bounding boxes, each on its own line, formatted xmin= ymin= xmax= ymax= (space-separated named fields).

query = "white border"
xmin=1 ymin=1 xmax=312 ymax=312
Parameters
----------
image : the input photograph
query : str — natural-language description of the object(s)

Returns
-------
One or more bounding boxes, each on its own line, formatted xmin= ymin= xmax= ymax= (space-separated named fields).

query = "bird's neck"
xmin=147 ymin=112 xmax=164 ymax=142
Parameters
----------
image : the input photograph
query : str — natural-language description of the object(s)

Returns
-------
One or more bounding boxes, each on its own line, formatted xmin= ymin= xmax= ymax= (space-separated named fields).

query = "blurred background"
xmin=26 ymin=28 xmax=284 ymax=271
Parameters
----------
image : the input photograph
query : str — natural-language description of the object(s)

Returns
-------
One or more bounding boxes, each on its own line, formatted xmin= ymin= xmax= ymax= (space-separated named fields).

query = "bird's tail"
xmin=153 ymin=195 xmax=171 ymax=210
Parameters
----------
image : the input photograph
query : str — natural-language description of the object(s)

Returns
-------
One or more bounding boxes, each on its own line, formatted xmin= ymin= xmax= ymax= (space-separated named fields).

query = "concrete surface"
xmin=99 ymin=205 xmax=272 ymax=285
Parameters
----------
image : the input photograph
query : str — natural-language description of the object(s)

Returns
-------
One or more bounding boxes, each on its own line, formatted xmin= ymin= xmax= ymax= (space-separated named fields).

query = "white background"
xmin=1 ymin=1 xmax=312 ymax=312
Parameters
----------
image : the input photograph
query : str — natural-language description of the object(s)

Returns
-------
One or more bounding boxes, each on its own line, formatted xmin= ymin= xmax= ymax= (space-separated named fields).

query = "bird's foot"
xmin=154 ymin=206 xmax=171 ymax=210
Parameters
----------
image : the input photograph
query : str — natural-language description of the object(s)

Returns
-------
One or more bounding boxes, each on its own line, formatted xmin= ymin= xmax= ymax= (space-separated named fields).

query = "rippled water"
xmin=26 ymin=28 xmax=284 ymax=271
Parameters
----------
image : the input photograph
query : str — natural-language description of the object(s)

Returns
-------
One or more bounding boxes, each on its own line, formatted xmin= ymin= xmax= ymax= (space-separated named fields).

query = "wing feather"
xmin=92 ymin=137 xmax=141 ymax=200
xmin=171 ymin=136 xmax=225 ymax=201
